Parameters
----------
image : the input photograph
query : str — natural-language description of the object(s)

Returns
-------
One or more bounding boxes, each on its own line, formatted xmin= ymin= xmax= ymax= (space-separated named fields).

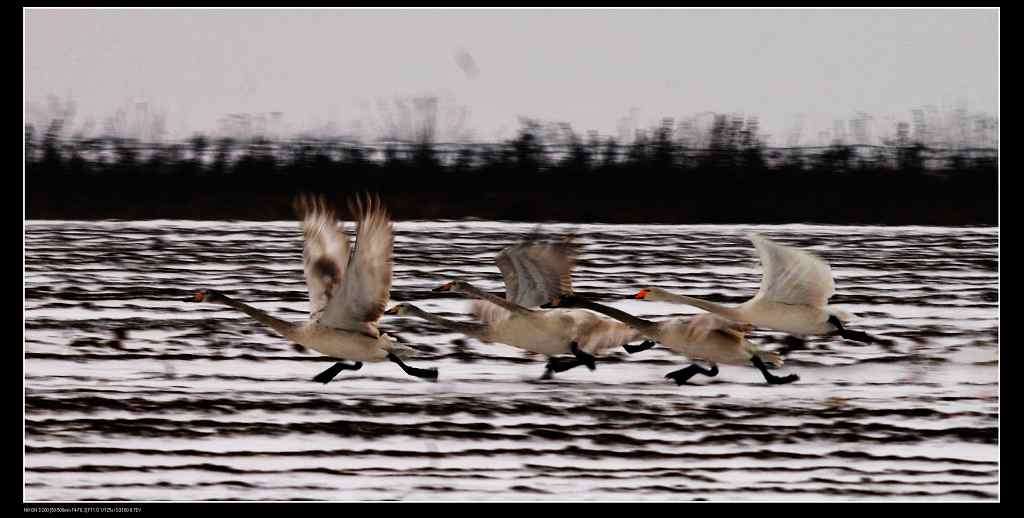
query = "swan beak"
xmin=183 ymin=292 xmax=204 ymax=303
xmin=384 ymin=306 xmax=399 ymax=315
xmin=432 ymin=282 xmax=452 ymax=293
xmin=634 ymin=290 xmax=649 ymax=300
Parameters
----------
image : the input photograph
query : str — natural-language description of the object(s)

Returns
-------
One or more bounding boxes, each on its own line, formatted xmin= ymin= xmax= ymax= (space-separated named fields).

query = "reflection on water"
xmin=24 ymin=221 xmax=998 ymax=501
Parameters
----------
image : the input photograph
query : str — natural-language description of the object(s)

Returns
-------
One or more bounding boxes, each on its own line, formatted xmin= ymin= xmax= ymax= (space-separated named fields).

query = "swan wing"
xmin=495 ymin=238 xmax=578 ymax=308
xmin=296 ymin=194 xmax=352 ymax=320
xmin=750 ymin=234 xmax=834 ymax=307
xmin=575 ymin=310 xmax=647 ymax=354
xmin=685 ymin=313 xmax=754 ymax=342
xmin=494 ymin=247 xmax=524 ymax=306
xmin=469 ymin=299 xmax=513 ymax=326
xmin=320 ymin=196 xmax=393 ymax=335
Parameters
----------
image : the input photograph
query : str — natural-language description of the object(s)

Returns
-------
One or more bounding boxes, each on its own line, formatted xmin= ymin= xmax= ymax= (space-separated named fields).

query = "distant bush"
xmin=24 ymin=116 xmax=998 ymax=180
xmin=23 ymin=111 xmax=997 ymax=224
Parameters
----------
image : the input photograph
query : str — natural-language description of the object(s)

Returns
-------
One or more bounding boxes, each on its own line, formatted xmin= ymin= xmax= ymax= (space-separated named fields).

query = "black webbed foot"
xmin=623 ymin=340 xmax=657 ymax=354
xmin=569 ymin=342 xmax=596 ymax=371
xmin=387 ymin=352 xmax=439 ymax=381
xmin=546 ymin=356 xmax=586 ymax=373
xmin=664 ymin=363 xmax=719 ymax=386
xmin=312 ymin=361 xmax=363 ymax=384
xmin=769 ymin=373 xmax=800 ymax=385
xmin=751 ymin=355 xmax=799 ymax=385
xmin=828 ymin=315 xmax=877 ymax=345
xmin=840 ymin=329 xmax=877 ymax=344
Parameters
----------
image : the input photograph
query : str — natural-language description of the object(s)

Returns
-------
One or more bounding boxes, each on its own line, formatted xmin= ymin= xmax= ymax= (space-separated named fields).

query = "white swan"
xmin=541 ymin=294 xmax=799 ymax=385
xmin=184 ymin=194 xmax=438 ymax=384
xmin=634 ymin=234 xmax=875 ymax=343
xmin=385 ymin=238 xmax=653 ymax=377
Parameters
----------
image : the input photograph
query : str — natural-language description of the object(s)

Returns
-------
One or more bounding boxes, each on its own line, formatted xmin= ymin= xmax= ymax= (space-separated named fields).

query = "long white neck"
xmin=568 ymin=299 xmax=659 ymax=337
xmin=218 ymin=295 xmax=298 ymax=339
xmin=656 ymin=291 xmax=743 ymax=320
xmin=404 ymin=305 xmax=489 ymax=339
xmin=456 ymin=283 xmax=531 ymax=315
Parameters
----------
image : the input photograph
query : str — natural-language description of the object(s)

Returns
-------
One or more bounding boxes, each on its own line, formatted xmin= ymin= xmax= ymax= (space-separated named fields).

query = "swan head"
xmin=633 ymin=287 xmax=668 ymax=301
xmin=432 ymin=280 xmax=470 ymax=293
xmin=183 ymin=288 xmax=226 ymax=304
xmin=540 ymin=294 xmax=581 ymax=309
xmin=384 ymin=303 xmax=414 ymax=316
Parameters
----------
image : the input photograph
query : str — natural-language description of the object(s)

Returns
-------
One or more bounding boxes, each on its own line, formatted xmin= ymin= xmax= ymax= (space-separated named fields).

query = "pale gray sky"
xmin=25 ymin=8 xmax=998 ymax=146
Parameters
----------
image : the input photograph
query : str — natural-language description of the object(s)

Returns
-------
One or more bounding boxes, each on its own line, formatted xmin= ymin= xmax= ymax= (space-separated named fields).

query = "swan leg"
xmin=569 ymin=342 xmax=596 ymax=371
xmin=828 ymin=315 xmax=876 ymax=344
xmin=777 ymin=335 xmax=807 ymax=355
xmin=313 ymin=361 xmax=363 ymax=384
xmin=539 ymin=368 xmax=555 ymax=380
xmin=751 ymin=355 xmax=799 ymax=385
xmin=840 ymin=328 xmax=877 ymax=344
xmin=665 ymin=363 xmax=719 ymax=385
xmin=623 ymin=340 xmax=656 ymax=354
xmin=387 ymin=352 xmax=439 ymax=381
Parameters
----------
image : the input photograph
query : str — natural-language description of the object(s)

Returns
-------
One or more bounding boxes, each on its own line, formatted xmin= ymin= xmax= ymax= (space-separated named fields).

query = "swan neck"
xmin=666 ymin=293 xmax=738 ymax=318
xmin=220 ymin=296 xmax=296 ymax=337
xmin=408 ymin=306 xmax=488 ymax=338
xmin=572 ymin=299 xmax=656 ymax=334
xmin=458 ymin=283 xmax=526 ymax=313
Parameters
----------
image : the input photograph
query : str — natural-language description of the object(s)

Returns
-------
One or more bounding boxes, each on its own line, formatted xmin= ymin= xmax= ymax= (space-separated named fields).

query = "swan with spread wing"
xmin=184 ymin=194 xmax=438 ymax=384
xmin=633 ymin=234 xmax=876 ymax=345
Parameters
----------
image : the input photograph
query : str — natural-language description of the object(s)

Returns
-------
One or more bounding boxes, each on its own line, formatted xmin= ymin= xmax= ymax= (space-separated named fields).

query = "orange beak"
xmin=432 ymin=282 xmax=452 ymax=293
xmin=194 ymin=291 xmax=204 ymax=302
xmin=634 ymin=289 xmax=650 ymax=300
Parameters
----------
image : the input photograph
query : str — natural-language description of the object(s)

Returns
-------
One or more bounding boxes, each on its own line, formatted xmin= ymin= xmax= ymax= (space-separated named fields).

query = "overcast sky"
xmin=25 ymin=8 xmax=998 ymax=145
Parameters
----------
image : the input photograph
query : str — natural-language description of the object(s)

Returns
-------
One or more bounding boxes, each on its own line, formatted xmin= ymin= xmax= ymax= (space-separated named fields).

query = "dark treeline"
xmin=25 ymin=115 xmax=997 ymax=224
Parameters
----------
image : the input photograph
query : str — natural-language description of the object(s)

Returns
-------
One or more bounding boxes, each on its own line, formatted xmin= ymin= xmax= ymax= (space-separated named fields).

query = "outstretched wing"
xmin=319 ymin=195 xmax=394 ymax=336
xmin=495 ymin=237 xmax=579 ymax=308
xmin=295 ymin=194 xmax=351 ymax=320
xmin=750 ymin=234 xmax=835 ymax=308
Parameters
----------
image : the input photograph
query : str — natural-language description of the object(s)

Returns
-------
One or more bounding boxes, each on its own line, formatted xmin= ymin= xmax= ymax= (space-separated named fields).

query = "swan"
xmin=184 ymin=194 xmax=438 ymax=384
xmin=633 ymin=234 xmax=875 ymax=344
xmin=385 ymin=238 xmax=654 ymax=378
xmin=541 ymin=294 xmax=799 ymax=385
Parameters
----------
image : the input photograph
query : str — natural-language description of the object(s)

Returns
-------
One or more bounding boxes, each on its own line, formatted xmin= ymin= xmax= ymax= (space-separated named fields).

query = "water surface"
xmin=24 ymin=221 xmax=999 ymax=501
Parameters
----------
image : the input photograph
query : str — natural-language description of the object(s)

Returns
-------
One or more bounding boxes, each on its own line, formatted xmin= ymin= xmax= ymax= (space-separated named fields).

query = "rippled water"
xmin=24 ymin=220 xmax=999 ymax=501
